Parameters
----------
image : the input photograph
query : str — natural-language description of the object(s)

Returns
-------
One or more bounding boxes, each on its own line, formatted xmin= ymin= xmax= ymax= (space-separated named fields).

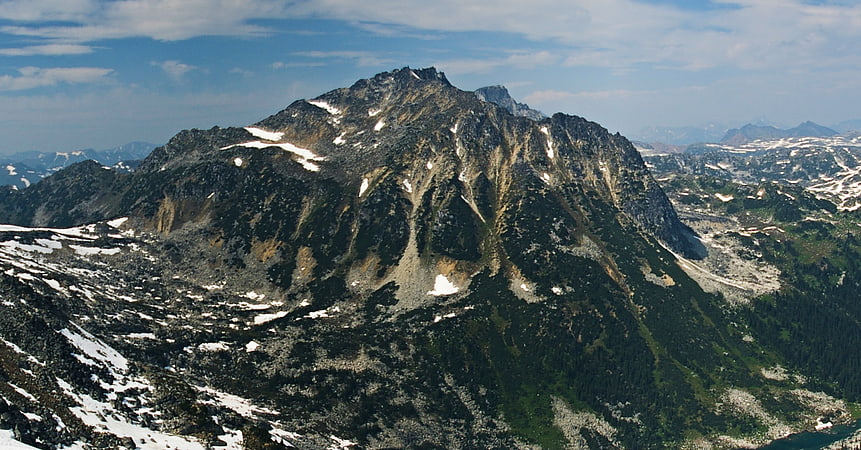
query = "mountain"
xmin=0 ymin=67 xmax=853 ymax=449
xmin=0 ymin=142 xmax=156 ymax=190
xmin=790 ymin=120 xmax=838 ymax=138
xmin=631 ymin=121 xmax=841 ymax=148
xmin=474 ymin=85 xmax=545 ymax=121
xmin=631 ymin=123 xmax=728 ymax=146
xmin=643 ymin=134 xmax=861 ymax=450
xmin=650 ymin=134 xmax=861 ymax=211
xmin=833 ymin=119 xmax=861 ymax=133
xmin=720 ymin=121 xmax=837 ymax=146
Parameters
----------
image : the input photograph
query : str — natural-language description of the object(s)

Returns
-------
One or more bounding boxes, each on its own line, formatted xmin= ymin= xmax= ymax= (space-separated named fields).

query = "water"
xmin=758 ymin=420 xmax=861 ymax=449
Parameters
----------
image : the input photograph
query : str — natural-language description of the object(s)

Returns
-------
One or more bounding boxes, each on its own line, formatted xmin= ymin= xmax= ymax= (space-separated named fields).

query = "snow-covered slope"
xmin=0 ymin=219 xmax=329 ymax=449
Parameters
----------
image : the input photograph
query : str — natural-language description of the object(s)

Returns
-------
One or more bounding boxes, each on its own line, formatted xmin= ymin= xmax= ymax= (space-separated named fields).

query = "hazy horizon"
xmin=2 ymin=1 xmax=861 ymax=154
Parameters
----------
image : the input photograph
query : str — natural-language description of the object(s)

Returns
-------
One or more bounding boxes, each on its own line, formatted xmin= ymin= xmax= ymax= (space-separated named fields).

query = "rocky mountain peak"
xmin=246 ymin=68 xmax=697 ymax=257
xmin=474 ymin=85 xmax=545 ymax=121
xmin=346 ymin=66 xmax=452 ymax=96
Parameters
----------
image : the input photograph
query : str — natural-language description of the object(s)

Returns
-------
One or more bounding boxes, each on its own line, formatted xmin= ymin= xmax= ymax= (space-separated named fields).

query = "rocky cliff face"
xmin=0 ymin=67 xmax=841 ymax=449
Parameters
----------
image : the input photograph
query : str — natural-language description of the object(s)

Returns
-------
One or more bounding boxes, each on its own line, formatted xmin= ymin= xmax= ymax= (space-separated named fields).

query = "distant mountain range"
xmin=719 ymin=121 xmax=838 ymax=146
xmin=633 ymin=119 xmax=859 ymax=146
xmin=0 ymin=142 xmax=156 ymax=189
xmin=632 ymin=123 xmax=728 ymax=146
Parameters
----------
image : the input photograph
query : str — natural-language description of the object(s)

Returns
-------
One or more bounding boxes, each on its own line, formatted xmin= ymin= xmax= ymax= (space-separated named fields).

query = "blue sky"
xmin=0 ymin=0 xmax=860 ymax=153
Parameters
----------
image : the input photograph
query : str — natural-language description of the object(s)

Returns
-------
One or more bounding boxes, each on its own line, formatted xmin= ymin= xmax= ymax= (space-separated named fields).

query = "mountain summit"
xmin=474 ymin=85 xmax=545 ymax=121
xmin=0 ymin=67 xmax=841 ymax=448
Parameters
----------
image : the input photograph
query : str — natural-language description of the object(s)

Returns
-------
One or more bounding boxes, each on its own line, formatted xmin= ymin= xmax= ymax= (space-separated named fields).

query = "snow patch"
xmin=5 ymin=165 xmax=16 ymax=176
xmin=359 ymin=178 xmax=369 ymax=197
xmin=244 ymin=127 xmax=283 ymax=142
xmin=308 ymin=100 xmax=341 ymax=115
xmin=125 ymin=333 xmax=156 ymax=340
xmin=36 ymin=238 xmax=61 ymax=250
xmin=233 ymin=157 xmax=243 ymax=167
xmin=253 ymin=311 xmax=288 ymax=325
xmin=374 ymin=120 xmax=385 ymax=131
xmin=198 ymin=342 xmax=230 ymax=352
xmin=242 ymin=291 xmax=265 ymax=301
xmin=56 ymin=377 xmax=205 ymax=450
xmin=714 ymin=193 xmax=734 ymax=202
xmin=224 ymin=141 xmax=324 ymax=172
xmin=245 ymin=341 xmax=260 ymax=352
xmin=107 ymin=217 xmax=128 ymax=228
xmin=69 ymin=245 xmax=121 ymax=256
xmin=305 ymin=309 xmax=330 ymax=319
xmin=815 ymin=418 xmax=833 ymax=430
xmin=426 ymin=161 xmax=433 ymax=170
xmin=60 ymin=324 xmax=128 ymax=374
xmin=333 ymin=132 xmax=346 ymax=145
xmin=541 ymin=172 xmax=551 ymax=183
xmin=1 ymin=240 xmax=56 ymax=254
xmin=9 ymin=383 xmax=36 ymax=402
xmin=427 ymin=274 xmax=458 ymax=296
xmin=0 ymin=428 xmax=43 ymax=449
xmin=197 ymin=385 xmax=280 ymax=418
xmin=44 ymin=278 xmax=63 ymax=292
xmin=402 ymin=179 xmax=413 ymax=193
xmin=433 ymin=312 xmax=458 ymax=323
xmin=540 ymin=126 xmax=554 ymax=159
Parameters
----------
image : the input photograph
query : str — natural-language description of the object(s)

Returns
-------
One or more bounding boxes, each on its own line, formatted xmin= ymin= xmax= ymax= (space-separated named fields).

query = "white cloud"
xmin=229 ymin=67 xmax=253 ymax=77
xmin=0 ymin=0 xmax=858 ymax=77
xmin=0 ymin=0 xmax=96 ymax=22
xmin=434 ymin=51 xmax=558 ymax=74
xmin=151 ymin=60 xmax=195 ymax=79
xmin=286 ymin=0 xmax=861 ymax=73
xmin=0 ymin=0 xmax=289 ymax=42
xmin=0 ymin=44 xmax=94 ymax=56
xmin=291 ymin=51 xmax=393 ymax=67
xmin=0 ymin=66 xmax=113 ymax=91
xmin=271 ymin=61 xmax=327 ymax=69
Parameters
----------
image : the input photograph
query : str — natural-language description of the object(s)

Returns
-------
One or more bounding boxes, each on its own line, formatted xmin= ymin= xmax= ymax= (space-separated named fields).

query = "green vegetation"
xmin=661 ymin=173 xmax=861 ymax=404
